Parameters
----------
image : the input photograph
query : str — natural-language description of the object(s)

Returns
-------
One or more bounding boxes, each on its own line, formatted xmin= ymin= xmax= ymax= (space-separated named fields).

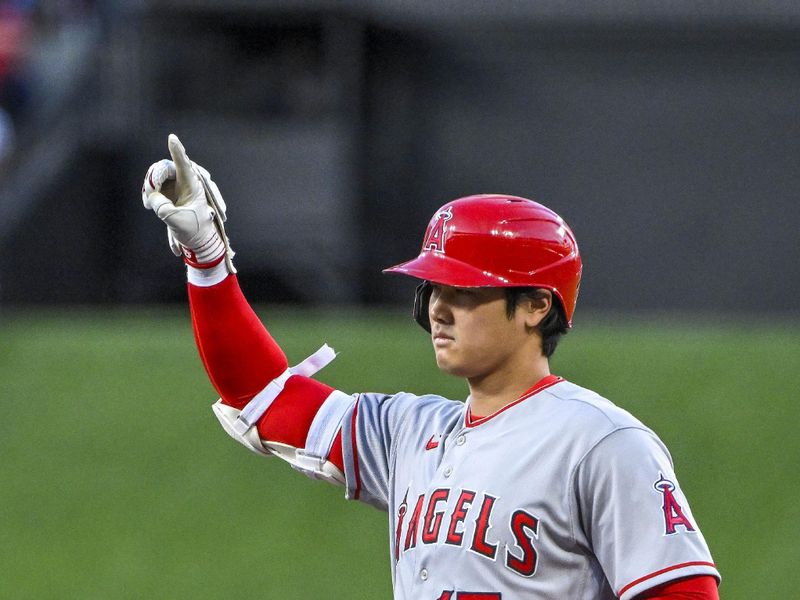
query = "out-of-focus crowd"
xmin=0 ymin=0 xmax=32 ymax=166
xmin=0 ymin=0 xmax=95 ymax=170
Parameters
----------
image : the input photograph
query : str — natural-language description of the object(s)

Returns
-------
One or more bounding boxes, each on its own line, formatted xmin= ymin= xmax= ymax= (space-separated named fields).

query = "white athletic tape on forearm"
xmin=303 ymin=390 xmax=356 ymax=461
xmin=231 ymin=344 xmax=337 ymax=436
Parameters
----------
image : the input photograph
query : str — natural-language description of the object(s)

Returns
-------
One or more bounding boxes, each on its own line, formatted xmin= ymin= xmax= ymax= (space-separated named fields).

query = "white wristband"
xmin=187 ymin=262 xmax=230 ymax=287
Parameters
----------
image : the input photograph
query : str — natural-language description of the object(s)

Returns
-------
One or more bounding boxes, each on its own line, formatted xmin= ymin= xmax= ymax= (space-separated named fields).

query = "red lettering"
xmin=404 ymin=494 xmax=426 ymax=551
xmin=505 ymin=509 xmax=539 ymax=576
xmin=437 ymin=593 xmax=500 ymax=599
xmin=422 ymin=489 xmax=450 ymax=544
xmin=445 ymin=490 xmax=476 ymax=546
xmin=394 ymin=494 xmax=408 ymax=561
xmin=470 ymin=494 xmax=498 ymax=559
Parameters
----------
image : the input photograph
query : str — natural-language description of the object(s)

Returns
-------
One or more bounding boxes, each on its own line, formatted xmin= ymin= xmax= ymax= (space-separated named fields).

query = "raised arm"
xmin=142 ymin=134 xmax=346 ymax=481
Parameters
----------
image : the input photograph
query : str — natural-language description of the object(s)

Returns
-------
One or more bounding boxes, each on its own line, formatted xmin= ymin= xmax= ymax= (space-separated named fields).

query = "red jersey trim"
xmin=618 ymin=561 xmax=718 ymax=597
xmin=465 ymin=375 xmax=563 ymax=428
xmin=350 ymin=396 xmax=361 ymax=501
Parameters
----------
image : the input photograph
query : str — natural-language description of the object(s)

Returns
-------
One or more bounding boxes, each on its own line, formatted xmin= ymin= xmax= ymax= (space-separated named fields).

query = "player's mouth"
xmin=432 ymin=330 xmax=454 ymax=347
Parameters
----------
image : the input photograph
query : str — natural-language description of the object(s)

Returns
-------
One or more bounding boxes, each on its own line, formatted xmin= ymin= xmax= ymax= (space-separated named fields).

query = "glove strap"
xmin=180 ymin=230 xmax=226 ymax=269
xmin=231 ymin=344 xmax=338 ymax=436
xmin=182 ymin=250 xmax=226 ymax=269
xmin=194 ymin=164 xmax=237 ymax=274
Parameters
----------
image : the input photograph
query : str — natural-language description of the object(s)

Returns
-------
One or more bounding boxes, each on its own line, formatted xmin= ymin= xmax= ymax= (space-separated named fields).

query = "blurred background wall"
xmin=0 ymin=0 xmax=798 ymax=314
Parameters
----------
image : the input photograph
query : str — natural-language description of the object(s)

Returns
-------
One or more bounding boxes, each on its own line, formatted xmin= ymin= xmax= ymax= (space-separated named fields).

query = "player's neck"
xmin=466 ymin=353 xmax=551 ymax=418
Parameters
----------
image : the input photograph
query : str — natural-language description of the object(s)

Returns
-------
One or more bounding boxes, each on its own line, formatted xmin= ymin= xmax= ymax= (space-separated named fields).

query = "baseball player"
xmin=143 ymin=135 xmax=720 ymax=599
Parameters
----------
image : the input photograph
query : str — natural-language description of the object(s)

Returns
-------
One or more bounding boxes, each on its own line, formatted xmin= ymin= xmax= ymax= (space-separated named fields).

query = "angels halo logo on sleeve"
xmin=423 ymin=207 xmax=453 ymax=254
xmin=653 ymin=473 xmax=696 ymax=535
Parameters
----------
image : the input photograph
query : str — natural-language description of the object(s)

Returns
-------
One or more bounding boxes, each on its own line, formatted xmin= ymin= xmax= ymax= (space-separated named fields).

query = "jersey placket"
xmin=404 ymin=425 xmax=473 ymax=597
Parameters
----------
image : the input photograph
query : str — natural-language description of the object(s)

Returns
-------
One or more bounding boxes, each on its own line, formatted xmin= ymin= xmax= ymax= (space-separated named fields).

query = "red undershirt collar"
xmin=465 ymin=374 xmax=563 ymax=427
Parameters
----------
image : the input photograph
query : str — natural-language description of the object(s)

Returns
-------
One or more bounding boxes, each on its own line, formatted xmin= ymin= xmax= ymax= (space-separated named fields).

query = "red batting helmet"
xmin=383 ymin=194 xmax=582 ymax=328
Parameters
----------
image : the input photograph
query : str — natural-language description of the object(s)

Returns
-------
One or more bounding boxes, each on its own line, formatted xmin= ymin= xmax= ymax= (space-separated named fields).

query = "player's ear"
xmin=522 ymin=289 xmax=552 ymax=330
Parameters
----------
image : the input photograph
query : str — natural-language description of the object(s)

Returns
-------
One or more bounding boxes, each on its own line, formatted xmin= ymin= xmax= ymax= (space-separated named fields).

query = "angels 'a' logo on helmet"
xmin=423 ymin=207 xmax=453 ymax=254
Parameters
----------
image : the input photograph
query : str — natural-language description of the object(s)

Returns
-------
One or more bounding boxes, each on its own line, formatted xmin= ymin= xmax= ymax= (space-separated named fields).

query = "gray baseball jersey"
xmin=332 ymin=376 xmax=719 ymax=599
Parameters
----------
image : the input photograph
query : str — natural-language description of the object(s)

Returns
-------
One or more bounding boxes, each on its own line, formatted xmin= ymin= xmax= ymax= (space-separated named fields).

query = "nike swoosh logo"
xmin=425 ymin=435 xmax=440 ymax=451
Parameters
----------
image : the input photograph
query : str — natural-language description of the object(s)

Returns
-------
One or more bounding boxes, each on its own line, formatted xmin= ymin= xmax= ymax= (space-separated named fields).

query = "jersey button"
xmin=456 ymin=435 xmax=466 ymax=446
xmin=443 ymin=466 xmax=453 ymax=478
xmin=420 ymin=568 xmax=428 ymax=581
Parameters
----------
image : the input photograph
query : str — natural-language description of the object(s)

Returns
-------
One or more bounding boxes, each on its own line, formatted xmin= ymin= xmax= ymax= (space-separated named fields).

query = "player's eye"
xmin=453 ymin=287 xmax=475 ymax=297
xmin=429 ymin=285 xmax=476 ymax=306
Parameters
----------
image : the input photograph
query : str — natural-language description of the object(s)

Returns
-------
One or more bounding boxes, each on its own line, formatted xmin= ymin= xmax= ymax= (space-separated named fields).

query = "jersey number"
xmin=437 ymin=593 xmax=501 ymax=599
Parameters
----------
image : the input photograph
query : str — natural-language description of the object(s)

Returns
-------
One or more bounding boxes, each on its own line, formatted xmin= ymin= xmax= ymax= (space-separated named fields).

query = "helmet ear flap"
xmin=413 ymin=281 xmax=432 ymax=333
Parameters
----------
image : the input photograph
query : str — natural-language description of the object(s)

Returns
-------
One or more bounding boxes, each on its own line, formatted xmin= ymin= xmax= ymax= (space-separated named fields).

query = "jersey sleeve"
xmin=338 ymin=392 xmax=464 ymax=512
xmin=338 ymin=392 xmax=423 ymax=511
xmin=574 ymin=427 xmax=720 ymax=600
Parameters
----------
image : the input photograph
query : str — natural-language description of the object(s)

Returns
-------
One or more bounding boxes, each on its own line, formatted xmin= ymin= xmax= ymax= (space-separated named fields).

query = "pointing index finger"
xmin=167 ymin=133 xmax=194 ymax=191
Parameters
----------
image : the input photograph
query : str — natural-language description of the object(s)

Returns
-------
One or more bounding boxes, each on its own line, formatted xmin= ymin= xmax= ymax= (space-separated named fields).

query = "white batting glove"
xmin=142 ymin=134 xmax=236 ymax=273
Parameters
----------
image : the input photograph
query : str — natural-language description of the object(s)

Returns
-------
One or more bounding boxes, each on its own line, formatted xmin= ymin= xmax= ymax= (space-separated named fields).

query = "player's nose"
xmin=429 ymin=286 xmax=454 ymax=325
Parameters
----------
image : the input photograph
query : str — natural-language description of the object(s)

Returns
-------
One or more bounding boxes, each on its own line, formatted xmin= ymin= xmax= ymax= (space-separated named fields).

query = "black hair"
xmin=504 ymin=287 xmax=569 ymax=358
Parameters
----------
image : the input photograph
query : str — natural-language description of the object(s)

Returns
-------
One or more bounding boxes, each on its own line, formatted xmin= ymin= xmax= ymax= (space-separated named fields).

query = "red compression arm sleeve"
xmin=187 ymin=275 xmax=345 ymax=471
xmin=636 ymin=575 xmax=719 ymax=599
xmin=188 ymin=275 xmax=288 ymax=409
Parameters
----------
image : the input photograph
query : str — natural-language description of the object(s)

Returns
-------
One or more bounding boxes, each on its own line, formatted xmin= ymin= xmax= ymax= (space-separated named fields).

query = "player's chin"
xmin=433 ymin=349 xmax=470 ymax=377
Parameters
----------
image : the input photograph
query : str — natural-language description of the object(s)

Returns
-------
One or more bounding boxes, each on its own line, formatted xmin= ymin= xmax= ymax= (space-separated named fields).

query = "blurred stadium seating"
xmin=0 ymin=0 xmax=798 ymax=311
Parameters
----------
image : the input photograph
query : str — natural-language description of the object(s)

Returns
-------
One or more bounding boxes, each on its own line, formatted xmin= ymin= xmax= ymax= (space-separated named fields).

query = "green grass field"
xmin=1 ymin=308 xmax=798 ymax=598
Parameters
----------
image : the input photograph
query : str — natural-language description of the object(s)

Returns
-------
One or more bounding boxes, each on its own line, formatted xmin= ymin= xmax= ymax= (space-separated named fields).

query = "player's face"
xmin=428 ymin=284 xmax=539 ymax=380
